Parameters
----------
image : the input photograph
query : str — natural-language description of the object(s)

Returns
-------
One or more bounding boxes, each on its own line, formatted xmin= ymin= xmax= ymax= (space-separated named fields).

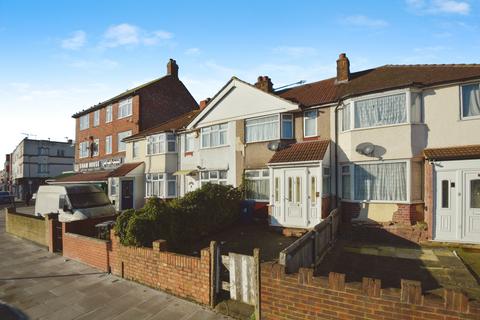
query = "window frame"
xmin=185 ymin=132 xmax=195 ymax=152
xmin=322 ymin=167 xmax=331 ymax=195
xmin=244 ymin=169 xmax=270 ymax=201
xmin=146 ymin=133 xmax=177 ymax=155
xmin=118 ymin=97 xmax=133 ymax=119
xmin=92 ymin=138 xmax=100 ymax=157
xmin=303 ymin=109 xmax=318 ymax=137
xmin=200 ymin=123 xmax=228 ymax=149
xmin=460 ymin=82 xmax=480 ymax=120
xmin=105 ymin=135 xmax=112 ymax=155
xmin=79 ymin=141 xmax=89 ymax=158
xmin=200 ymin=170 xmax=228 ymax=186
xmin=79 ymin=114 xmax=89 ymax=130
xmin=93 ymin=110 xmax=100 ymax=127
xmin=105 ymin=105 xmax=113 ymax=123
xmin=117 ymin=130 xmax=132 ymax=152
xmin=132 ymin=141 xmax=139 ymax=159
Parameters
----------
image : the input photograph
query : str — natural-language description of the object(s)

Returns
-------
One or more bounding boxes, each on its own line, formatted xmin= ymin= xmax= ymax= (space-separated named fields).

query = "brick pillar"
xmin=45 ymin=213 xmax=59 ymax=253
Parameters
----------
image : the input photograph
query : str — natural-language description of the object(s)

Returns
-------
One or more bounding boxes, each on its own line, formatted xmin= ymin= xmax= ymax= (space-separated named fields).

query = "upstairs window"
xmin=185 ymin=133 xmax=195 ymax=152
xmin=245 ymin=115 xmax=279 ymax=142
xmin=201 ymin=123 xmax=228 ymax=148
xmin=106 ymin=105 xmax=113 ymax=123
xmin=132 ymin=141 xmax=139 ymax=158
xmin=304 ymin=110 xmax=317 ymax=137
xmin=146 ymin=133 xmax=176 ymax=155
xmin=117 ymin=130 xmax=132 ymax=152
xmin=118 ymin=98 xmax=132 ymax=119
xmin=461 ymin=83 xmax=480 ymax=119
xmin=354 ymin=93 xmax=406 ymax=129
xmin=79 ymin=115 xmax=89 ymax=130
xmin=105 ymin=136 xmax=112 ymax=154
xmin=93 ymin=110 xmax=100 ymax=127
xmin=281 ymin=114 xmax=294 ymax=139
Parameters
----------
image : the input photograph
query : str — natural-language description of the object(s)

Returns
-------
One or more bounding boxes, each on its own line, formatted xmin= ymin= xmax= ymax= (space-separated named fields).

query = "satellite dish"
xmin=356 ymin=142 xmax=375 ymax=157
xmin=267 ymin=141 xmax=281 ymax=151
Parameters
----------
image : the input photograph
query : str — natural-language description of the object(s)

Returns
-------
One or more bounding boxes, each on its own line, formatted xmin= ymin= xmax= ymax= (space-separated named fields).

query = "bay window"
xmin=354 ymin=162 xmax=407 ymax=201
xmin=245 ymin=114 xmax=293 ymax=143
xmin=118 ymin=97 xmax=132 ymax=119
xmin=354 ymin=93 xmax=406 ymax=129
xmin=461 ymin=83 xmax=480 ymax=118
xmin=146 ymin=133 xmax=176 ymax=155
xmin=145 ymin=173 xmax=177 ymax=198
xmin=245 ymin=169 xmax=269 ymax=201
xmin=200 ymin=170 xmax=228 ymax=186
xmin=304 ymin=110 xmax=317 ymax=137
xmin=201 ymin=123 xmax=228 ymax=148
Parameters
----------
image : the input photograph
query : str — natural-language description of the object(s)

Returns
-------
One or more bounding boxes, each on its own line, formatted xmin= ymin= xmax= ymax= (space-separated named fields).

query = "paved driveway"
xmin=0 ymin=210 xmax=231 ymax=320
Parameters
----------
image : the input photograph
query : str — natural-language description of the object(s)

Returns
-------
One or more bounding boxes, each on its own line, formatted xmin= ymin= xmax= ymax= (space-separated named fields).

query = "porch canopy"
xmin=50 ymin=162 xmax=144 ymax=184
xmin=108 ymin=162 xmax=143 ymax=177
xmin=424 ymin=144 xmax=480 ymax=161
xmin=268 ymin=140 xmax=330 ymax=164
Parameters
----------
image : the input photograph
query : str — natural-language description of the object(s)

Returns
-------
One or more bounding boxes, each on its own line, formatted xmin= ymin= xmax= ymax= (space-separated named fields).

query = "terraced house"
xmin=55 ymin=59 xmax=198 ymax=210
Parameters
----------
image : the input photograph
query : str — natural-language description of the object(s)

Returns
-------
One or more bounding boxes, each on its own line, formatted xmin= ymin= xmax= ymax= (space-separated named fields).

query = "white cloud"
xmin=272 ymin=46 xmax=317 ymax=58
xmin=342 ymin=15 xmax=389 ymax=28
xmin=185 ymin=47 xmax=201 ymax=55
xmin=101 ymin=23 xmax=173 ymax=48
xmin=406 ymin=0 xmax=470 ymax=15
xmin=61 ymin=30 xmax=86 ymax=50
xmin=68 ymin=58 xmax=119 ymax=69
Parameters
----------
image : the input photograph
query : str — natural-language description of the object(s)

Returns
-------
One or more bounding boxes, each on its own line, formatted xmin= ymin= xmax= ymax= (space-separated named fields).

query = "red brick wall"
xmin=392 ymin=204 xmax=419 ymax=225
xmin=340 ymin=201 xmax=361 ymax=220
xmin=75 ymin=95 xmax=140 ymax=166
xmin=261 ymin=263 xmax=480 ymax=320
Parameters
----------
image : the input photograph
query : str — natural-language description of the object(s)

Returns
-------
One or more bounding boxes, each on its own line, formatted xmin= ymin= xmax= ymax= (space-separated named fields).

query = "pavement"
xmin=0 ymin=210 xmax=232 ymax=320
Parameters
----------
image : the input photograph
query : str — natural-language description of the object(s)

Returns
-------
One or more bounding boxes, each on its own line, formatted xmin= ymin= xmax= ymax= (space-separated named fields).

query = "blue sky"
xmin=0 ymin=0 xmax=479 ymax=159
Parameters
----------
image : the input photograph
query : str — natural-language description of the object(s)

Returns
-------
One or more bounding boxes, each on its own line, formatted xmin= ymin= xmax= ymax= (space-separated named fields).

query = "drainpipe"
xmin=334 ymin=100 xmax=342 ymax=208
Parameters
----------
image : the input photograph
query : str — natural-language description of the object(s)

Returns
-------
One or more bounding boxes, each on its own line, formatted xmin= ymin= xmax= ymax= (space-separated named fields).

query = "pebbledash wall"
xmin=61 ymin=220 xmax=211 ymax=305
xmin=261 ymin=262 xmax=480 ymax=320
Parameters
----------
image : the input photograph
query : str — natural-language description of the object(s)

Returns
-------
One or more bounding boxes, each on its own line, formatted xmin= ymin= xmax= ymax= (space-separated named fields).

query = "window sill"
xmin=117 ymin=115 xmax=133 ymax=120
xmin=460 ymin=115 xmax=480 ymax=121
xmin=341 ymin=122 xmax=415 ymax=133
xmin=200 ymin=145 xmax=229 ymax=150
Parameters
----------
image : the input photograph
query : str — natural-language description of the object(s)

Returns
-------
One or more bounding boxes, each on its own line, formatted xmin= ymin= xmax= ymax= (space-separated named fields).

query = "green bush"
xmin=115 ymin=183 xmax=242 ymax=248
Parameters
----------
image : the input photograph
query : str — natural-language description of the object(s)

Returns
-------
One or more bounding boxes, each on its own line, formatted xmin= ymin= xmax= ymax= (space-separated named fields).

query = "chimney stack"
xmin=167 ymin=58 xmax=179 ymax=78
xmin=254 ymin=76 xmax=274 ymax=93
xmin=336 ymin=53 xmax=350 ymax=83
xmin=199 ymin=98 xmax=211 ymax=110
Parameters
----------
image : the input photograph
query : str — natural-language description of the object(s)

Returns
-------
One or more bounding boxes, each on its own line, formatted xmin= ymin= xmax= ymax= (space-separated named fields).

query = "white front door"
xmin=308 ymin=172 xmax=320 ymax=225
xmin=435 ymin=171 xmax=457 ymax=241
xmin=284 ymin=169 xmax=307 ymax=227
xmin=464 ymin=172 xmax=480 ymax=242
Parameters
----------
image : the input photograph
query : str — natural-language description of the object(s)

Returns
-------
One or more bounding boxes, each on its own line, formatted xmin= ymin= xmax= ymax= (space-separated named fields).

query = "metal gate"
xmin=213 ymin=244 xmax=260 ymax=317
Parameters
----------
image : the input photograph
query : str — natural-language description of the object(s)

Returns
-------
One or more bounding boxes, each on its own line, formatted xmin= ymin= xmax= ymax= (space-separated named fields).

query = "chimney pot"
xmin=199 ymin=98 xmax=211 ymax=110
xmin=254 ymin=75 xmax=274 ymax=93
xmin=336 ymin=53 xmax=350 ymax=83
xmin=167 ymin=58 xmax=179 ymax=78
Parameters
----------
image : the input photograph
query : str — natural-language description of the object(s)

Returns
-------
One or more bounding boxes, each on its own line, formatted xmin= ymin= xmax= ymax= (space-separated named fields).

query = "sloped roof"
xmin=73 ymin=75 xmax=174 ymax=118
xmin=109 ymin=162 xmax=143 ymax=177
xmin=424 ymin=144 xmax=480 ymax=160
xmin=269 ymin=140 xmax=330 ymax=164
xmin=277 ymin=64 xmax=480 ymax=107
xmin=124 ymin=109 xmax=201 ymax=141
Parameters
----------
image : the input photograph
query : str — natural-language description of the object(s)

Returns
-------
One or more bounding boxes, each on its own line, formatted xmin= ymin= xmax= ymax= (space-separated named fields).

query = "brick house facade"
xmin=72 ymin=59 xmax=198 ymax=172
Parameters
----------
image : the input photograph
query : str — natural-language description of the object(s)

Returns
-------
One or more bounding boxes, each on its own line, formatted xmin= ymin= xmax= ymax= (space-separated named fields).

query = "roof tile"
xmin=424 ymin=144 xmax=480 ymax=160
xmin=269 ymin=140 xmax=330 ymax=164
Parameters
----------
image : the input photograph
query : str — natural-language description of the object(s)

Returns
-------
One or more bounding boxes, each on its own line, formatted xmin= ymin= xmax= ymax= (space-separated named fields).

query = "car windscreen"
xmin=0 ymin=192 xmax=9 ymax=196
xmin=66 ymin=185 xmax=110 ymax=209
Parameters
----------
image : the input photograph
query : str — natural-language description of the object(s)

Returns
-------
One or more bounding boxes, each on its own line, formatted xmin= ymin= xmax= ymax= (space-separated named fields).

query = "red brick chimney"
xmin=199 ymin=98 xmax=211 ymax=110
xmin=254 ymin=76 xmax=274 ymax=93
xmin=167 ymin=58 xmax=179 ymax=78
xmin=336 ymin=53 xmax=350 ymax=83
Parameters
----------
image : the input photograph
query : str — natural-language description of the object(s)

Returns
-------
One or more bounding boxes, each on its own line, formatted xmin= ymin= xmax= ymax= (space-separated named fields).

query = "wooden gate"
xmin=53 ymin=220 xmax=63 ymax=252
xmin=212 ymin=244 xmax=260 ymax=318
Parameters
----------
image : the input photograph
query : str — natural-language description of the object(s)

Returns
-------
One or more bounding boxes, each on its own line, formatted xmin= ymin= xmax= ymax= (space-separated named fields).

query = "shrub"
xmin=115 ymin=183 xmax=242 ymax=248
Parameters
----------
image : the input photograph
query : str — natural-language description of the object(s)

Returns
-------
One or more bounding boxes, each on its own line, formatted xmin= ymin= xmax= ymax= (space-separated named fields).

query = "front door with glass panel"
xmin=308 ymin=173 xmax=320 ymax=225
xmin=285 ymin=169 xmax=307 ymax=227
xmin=434 ymin=171 xmax=457 ymax=241
xmin=464 ymin=172 xmax=480 ymax=242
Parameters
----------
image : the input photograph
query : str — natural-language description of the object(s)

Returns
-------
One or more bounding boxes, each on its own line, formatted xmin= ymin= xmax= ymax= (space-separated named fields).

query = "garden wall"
xmin=261 ymin=262 xmax=480 ymax=320
xmin=5 ymin=208 xmax=48 ymax=247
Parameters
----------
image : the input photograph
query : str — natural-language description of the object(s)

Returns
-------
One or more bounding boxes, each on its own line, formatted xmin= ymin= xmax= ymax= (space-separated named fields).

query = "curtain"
xmin=354 ymin=162 xmax=407 ymax=201
xmin=342 ymin=104 xmax=351 ymax=131
xmin=246 ymin=115 xmax=279 ymax=142
xmin=354 ymin=94 xmax=406 ymax=128
xmin=246 ymin=179 xmax=269 ymax=200
xmin=463 ymin=84 xmax=480 ymax=117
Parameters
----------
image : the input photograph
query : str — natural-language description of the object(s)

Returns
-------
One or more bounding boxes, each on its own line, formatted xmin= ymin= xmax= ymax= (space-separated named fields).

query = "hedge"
xmin=114 ymin=183 xmax=242 ymax=248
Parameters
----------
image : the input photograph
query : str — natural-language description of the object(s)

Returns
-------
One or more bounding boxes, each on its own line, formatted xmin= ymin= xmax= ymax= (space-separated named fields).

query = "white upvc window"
xmin=322 ymin=167 xmax=331 ymax=195
xmin=118 ymin=97 xmax=133 ymax=119
xmin=117 ymin=130 xmax=132 ymax=152
xmin=200 ymin=170 xmax=228 ymax=186
xmin=105 ymin=136 xmax=112 ymax=154
xmin=461 ymin=83 xmax=480 ymax=119
xmin=200 ymin=123 xmax=228 ymax=148
xmin=341 ymin=104 xmax=351 ymax=132
xmin=245 ymin=169 xmax=270 ymax=201
xmin=145 ymin=173 xmax=177 ymax=198
xmin=341 ymin=165 xmax=351 ymax=199
xmin=110 ymin=178 xmax=118 ymax=196
xmin=244 ymin=114 xmax=294 ymax=143
xmin=146 ymin=133 xmax=176 ymax=155
xmin=79 ymin=141 xmax=89 ymax=158
xmin=132 ymin=141 xmax=139 ymax=159
xmin=79 ymin=115 xmax=89 ymax=130
xmin=304 ymin=110 xmax=317 ymax=137
xmin=185 ymin=132 xmax=195 ymax=152
xmin=106 ymin=105 xmax=113 ymax=123
xmin=93 ymin=110 xmax=100 ymax=127
xmin=352 ymin=161 xmax=408 ymax=202
xmin=92 ymin=138 xmax=99 ymax=157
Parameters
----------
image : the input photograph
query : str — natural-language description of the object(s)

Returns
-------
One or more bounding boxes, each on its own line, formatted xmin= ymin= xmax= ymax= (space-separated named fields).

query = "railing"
xmin=279 ymin=209 xmax=341 ymax=273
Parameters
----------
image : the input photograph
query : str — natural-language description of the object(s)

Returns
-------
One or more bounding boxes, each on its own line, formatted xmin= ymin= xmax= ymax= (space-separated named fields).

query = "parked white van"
xmin=35 ymin=184 xmax=116 ymax=222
